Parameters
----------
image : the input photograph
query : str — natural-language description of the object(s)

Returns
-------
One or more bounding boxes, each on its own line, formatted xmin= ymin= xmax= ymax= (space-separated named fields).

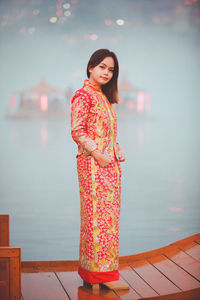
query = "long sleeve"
xmin=116 ymin=141 xmax=121 ymax=151
xmin=71 ymin=92 xmax=98 ymax=154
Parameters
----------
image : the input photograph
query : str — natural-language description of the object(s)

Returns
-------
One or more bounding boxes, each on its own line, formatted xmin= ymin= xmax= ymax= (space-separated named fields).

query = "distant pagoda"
xmin=6 ymin=78 xmax=72 ymax=119
xmin=118 ymin=75 xmax=151 ymax=113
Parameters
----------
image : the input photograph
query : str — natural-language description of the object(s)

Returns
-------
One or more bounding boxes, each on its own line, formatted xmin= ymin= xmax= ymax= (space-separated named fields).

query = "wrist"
xmin=91 ymin=148 xmax=101 ymax=157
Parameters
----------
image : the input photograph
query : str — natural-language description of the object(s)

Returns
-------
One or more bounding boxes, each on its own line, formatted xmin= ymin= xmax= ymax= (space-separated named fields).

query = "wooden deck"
xmin=21 ymin=233 xmax=200 ymax=300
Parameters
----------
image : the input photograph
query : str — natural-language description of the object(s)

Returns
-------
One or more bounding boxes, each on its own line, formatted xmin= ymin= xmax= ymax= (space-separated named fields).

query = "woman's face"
xmin=88 ymin=56 xmax=115 ymax=88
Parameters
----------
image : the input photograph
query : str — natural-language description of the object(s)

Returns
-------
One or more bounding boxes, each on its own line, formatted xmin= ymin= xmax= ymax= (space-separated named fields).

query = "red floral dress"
xmin=71 ymin=80 xmax=122 ymax=283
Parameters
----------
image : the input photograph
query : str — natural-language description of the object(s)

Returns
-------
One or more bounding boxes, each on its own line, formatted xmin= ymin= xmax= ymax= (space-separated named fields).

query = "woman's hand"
xmin=91 ymin=149 xmax=113 ymax=168
xmin=118 ymin=147 xmax=126 ymax=162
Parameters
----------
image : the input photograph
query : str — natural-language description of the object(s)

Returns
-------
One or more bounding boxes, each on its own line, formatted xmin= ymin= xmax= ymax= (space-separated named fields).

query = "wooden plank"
xmin=0 ymin=258 xmax=10 ymax=300
xmin=170 ymin=233 xmax=200 ymax=246
xmin=119 ymin=263 xmax=158 ymax=298
xmin=21 ymin=272 xmax=70 ymax=300
xmin=56 ymin=271 xmax=119 ymax=299
xmin=0 ymin=287 xmax=9 ymax=300
xmin=178 ymin=242 xmax=200 ymax=262
xmin=129 ymin=259 xmax=180 ymax=295
xmin=119 ymin=233 xmax=200 ymax=264
xmin=0 ymin=215 xmax=9 ymax=223
xmin=112 ymin=273 xmax=143 ymax=299
xmin=75 ymin=287 xmax=120 ymax=299
xmin=165 ymin=248 xmax=200 ymax=281
xmin=10 ymin=256 xmax=21 ymax=300
xmin=148 ymin=254 xmax=200 ymax=291
xmin=21 ymin=260 xmax=79 ymax=272
xmin=18 ymin=232 xmax=200 ymax=299
xmin=0 ymin=247 xmax=21 ymax=258
xmin=0 ymin=248 xmax=21 ymax=300
xmin=143 ymin=287 xmax=200 ymax=300
xmin=0 ymin=215 xmax=9 ymax=246
xmin=119 ymin=245 xmax=178 ymax=263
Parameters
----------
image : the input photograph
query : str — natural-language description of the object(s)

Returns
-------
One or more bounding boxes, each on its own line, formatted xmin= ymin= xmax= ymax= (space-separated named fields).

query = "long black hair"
xmin=86 ymin=49 xmax=119 ymax=104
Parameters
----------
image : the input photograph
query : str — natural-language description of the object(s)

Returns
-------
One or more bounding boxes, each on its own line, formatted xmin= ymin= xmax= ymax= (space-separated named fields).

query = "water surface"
xmin=1 ymin=110 xmax=199 ymax=261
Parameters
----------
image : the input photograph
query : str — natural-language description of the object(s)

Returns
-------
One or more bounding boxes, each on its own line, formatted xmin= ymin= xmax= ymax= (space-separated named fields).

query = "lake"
xmin=0 ymin=109 xmax=199 ymax=261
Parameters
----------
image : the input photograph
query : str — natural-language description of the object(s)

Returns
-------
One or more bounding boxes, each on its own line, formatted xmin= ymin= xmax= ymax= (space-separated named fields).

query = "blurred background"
xmin=0 ymin=0 xmax=200 ymax=261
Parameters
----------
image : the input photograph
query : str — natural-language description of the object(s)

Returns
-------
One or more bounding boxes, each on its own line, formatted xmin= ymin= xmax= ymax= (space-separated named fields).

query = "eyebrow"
xmin=100 ymin=63 xmax=114 ymax=69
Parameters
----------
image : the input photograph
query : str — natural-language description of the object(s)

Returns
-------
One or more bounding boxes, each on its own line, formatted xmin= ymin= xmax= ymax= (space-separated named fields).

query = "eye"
xmin=99 ymin=65 xmax=104 ymax=69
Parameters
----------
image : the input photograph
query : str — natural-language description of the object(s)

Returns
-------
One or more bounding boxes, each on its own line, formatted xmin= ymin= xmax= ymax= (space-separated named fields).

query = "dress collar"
xmin=83 ymin=79 xmax=102 ymax=92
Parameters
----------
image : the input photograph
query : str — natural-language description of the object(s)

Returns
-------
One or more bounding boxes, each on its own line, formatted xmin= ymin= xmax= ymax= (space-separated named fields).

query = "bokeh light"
xmin=127 ymin=100 xmax=135 ymax=110
xmin=63 ymin=3 xmax=71 ymax=9
xmin=64 ymin=10 xmax=71 ymax=17
xmin=56 ymin=10 xmax=63 ymax=17
xmin=104 ymin=19 xmax=112 ymax=26
xmin=33 ymin=9 xmax=40 ymax=16
xmin=90 ymin=34 xmax=98 ymax=40
xmin=49 ymin=17 xmax=57 ymax=23
xmin=116 ymin=19 xmax=125 ymax=26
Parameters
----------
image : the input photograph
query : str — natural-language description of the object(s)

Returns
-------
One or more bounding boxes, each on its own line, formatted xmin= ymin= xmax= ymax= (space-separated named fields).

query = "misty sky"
xmin=0 ymin=0 xmax=200 ymax=120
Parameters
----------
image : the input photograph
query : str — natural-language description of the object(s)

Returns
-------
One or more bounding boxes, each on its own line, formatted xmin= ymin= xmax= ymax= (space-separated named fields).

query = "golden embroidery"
xmin=71 ymin=80 xmax=122 ymax=275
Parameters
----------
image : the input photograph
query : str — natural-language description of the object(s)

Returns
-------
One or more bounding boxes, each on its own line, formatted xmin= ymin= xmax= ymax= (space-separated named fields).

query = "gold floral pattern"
xmin=71 ymin=80 xmax=122 ymax=282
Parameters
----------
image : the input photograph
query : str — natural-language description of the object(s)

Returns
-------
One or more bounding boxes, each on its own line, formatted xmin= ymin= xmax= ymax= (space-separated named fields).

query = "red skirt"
xmin=76 ymin=154 xmax=121 ymax=283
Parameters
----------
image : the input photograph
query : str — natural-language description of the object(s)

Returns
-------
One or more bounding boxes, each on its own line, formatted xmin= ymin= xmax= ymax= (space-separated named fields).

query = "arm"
xmin=71 ymin=91 xmax=113 ymax=167
xmin=71 ymin=92 xmax=97 ymax=154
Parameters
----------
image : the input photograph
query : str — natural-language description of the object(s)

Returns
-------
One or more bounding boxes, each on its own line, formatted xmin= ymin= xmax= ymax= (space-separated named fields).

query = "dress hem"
xmin=78 ymin=264 xmax=119 ymax=284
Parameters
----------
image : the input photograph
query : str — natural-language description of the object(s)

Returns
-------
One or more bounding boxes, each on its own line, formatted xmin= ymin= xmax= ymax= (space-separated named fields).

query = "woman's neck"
xmin=88 ymin=78 xmax=102 ymax=90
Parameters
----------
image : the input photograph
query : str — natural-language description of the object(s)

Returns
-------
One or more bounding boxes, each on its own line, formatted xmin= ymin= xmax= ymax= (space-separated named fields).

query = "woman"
xmin=71 ymin=49 xmax=129 ymax=291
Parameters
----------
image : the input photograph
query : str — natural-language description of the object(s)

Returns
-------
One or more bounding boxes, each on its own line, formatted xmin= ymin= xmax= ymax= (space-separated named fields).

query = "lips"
xmin=101 ymin=76 xmax=108 ymax=81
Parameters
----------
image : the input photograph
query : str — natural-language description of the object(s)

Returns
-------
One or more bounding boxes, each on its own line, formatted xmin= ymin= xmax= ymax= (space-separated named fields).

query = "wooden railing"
xmin=0 ymin=214 xmax=21 ymax=300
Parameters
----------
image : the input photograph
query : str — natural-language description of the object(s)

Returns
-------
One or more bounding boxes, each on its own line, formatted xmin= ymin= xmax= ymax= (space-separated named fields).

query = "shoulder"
xmin=71 ymin=87 xmax=98 ymax=106
xmin=71 ymin=88 xmax=93 ymax=104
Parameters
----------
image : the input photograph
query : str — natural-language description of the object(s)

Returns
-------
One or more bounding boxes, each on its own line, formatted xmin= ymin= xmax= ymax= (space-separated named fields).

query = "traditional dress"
xmin=71 ymin=79 xmax=122 ymax=284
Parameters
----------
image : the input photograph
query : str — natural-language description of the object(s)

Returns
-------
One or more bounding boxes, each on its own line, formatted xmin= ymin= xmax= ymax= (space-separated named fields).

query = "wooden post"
xmin=0 ymin=215 xmax=21 ymax=300
xmin=0 ymin=215 xmax=9 ymax=246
